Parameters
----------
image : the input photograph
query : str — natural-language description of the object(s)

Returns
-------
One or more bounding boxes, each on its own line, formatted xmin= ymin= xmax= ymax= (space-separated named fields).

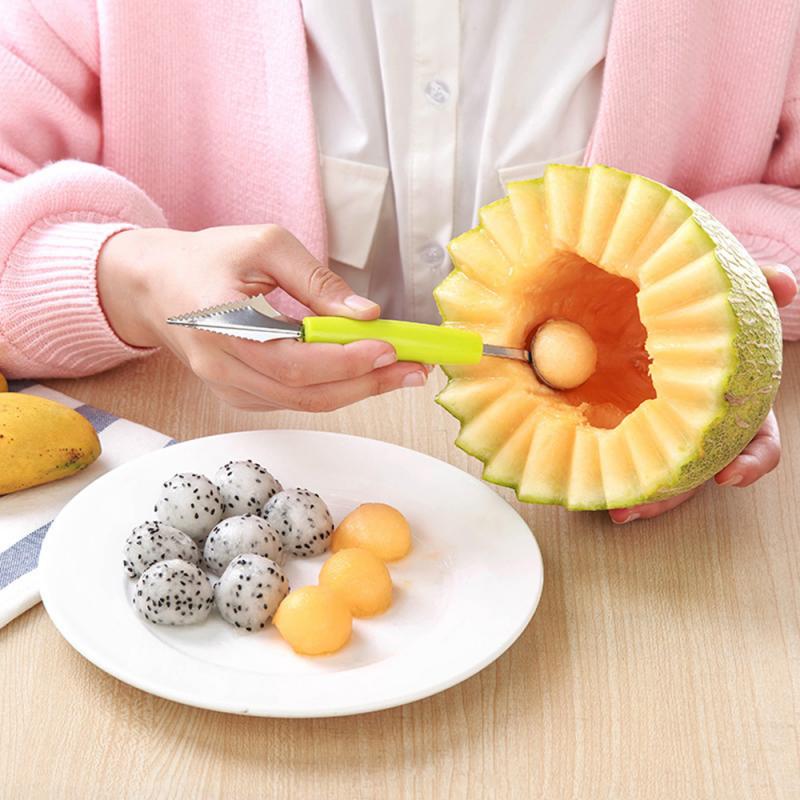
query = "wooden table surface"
xmin=3 ymin=345 xmax=800 ymax=800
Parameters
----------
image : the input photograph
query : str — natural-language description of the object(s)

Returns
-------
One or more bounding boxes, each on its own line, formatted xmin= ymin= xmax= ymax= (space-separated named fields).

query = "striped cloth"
xmin=0 ymin=382 xmax=174 ymax=628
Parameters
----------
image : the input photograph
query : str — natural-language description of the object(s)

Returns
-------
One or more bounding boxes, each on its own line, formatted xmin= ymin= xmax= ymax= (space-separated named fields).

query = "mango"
xmin=0 ymin=393 xmax=101 ymax=494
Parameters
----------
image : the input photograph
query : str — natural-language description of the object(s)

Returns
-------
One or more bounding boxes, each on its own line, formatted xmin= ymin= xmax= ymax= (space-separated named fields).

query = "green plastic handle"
xmin=301 ymin=316 xmax=483 ymax=365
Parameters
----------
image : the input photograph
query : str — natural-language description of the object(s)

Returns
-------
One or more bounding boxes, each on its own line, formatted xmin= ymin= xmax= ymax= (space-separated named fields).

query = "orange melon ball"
xmin=273 ymin=585 xmax=352 ymax=656
xmin=331 ymin=503 xmax=411 ymax=562
xmin=531 ymin=319 xmax=597 ymax=390
xmin=319 ymin=548 xmax=393 ymax=617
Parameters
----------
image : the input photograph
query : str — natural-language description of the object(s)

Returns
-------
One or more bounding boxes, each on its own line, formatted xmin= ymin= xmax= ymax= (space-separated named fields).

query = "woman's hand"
xmin=97 ymin=225 xmax=428 ymax=411
xmin=609 ymin=263 xmax=797 ymax=523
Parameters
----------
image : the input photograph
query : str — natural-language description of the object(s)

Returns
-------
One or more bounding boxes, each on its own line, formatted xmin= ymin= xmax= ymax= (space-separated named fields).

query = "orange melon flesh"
xmin=434 ymin=164 xmax=783 ymax=509
xmin=319 ymin=548 xmax=393 ymax=618
xmin=331 ymin=503 xmax=412 ymax=562
xmin=273 ymin=586 xmax=353 ymax=656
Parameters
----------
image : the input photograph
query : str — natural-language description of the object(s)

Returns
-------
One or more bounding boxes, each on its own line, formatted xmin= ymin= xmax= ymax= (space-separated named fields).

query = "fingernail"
xmin=402 ymin=371 xmax=427 ymax=388
xmin=718 ymin=473 xmax=742 ymax=487
xmin=373 ymin=351 xmax=397 ymax=369
xmin=612 ymin=512 xmax=640 ymax=525
xmin=343 ymin=294 xmax=379 ymax=313
xmin=764 ymin=264 xmax=798 ymax=286
xmin=778 ymin=264 xmax=798 ymax=288
xmin=761 ymin=264 xmax=778 ymax=280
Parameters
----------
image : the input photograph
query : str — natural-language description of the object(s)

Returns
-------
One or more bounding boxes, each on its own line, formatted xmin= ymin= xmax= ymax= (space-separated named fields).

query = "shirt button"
xmin=424 ymin=80 xmax=450 ymax=106
xmin=419 ymin=243 xmax=445 ymax=267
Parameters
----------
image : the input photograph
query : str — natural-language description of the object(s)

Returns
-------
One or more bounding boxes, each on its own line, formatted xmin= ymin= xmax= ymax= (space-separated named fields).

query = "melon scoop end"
xmin=483 ymin=318 xmax=599 ymax=390
xmin=529 ymin=319 xmax=598 ymax=390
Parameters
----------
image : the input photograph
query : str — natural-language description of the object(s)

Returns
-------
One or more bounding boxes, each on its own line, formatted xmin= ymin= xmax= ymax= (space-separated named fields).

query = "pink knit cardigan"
xmin=1 ymin=0 xmax=799 ymax=379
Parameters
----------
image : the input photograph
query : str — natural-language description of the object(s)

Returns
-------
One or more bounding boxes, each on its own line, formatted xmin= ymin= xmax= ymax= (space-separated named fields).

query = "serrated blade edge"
xmin=166 ymin=293 xmax=302 ymax=343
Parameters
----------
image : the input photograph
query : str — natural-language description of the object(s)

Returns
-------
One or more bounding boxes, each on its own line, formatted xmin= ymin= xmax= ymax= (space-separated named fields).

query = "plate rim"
xmin=39 ymin=429 xmax=544 ymax=718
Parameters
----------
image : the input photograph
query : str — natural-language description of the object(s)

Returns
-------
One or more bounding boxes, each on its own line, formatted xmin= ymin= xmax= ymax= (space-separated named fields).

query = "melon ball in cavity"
xmin=319 ymin=548 xmax=392 ymax=618
xmin=331 ymin=503 xmax=411 ymax=561
xmin=530 ymin=319 xmax=597 ymax=390
xmin=273 ymin=586 xmax=352 ymax=656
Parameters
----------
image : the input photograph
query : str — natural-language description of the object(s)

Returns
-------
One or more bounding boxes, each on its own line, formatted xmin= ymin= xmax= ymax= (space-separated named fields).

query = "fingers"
xmin=222 ymin=336 xmax=398 ymax=387
xmin=241 ymin=225 xmax=380 ymax=319
xmin=761 ymin=264 xmax=798 ymax=308
xmin=608 ymin=485 xmax=703 ymax=524
xmin=205 ymin=384 xmax=283 ymax=412
xmin=288 ymin=363 xmax=427 ymax=412
xmin=198 ymin=350 xmax=428 ymax=413
xmin=610 ymin=411 xmax=782 ymax=524
xmin=715 ymin=410 xmax=781 ymax=488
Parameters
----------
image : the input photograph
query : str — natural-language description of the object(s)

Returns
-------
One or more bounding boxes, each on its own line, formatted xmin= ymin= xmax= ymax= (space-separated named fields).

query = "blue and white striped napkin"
xmin=0 ymin=382 xmax=175 ymax=628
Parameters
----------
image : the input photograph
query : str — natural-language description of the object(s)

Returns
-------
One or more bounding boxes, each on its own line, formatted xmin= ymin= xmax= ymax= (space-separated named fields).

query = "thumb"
xmin=761 ymin=263 xmax=798 ymax=308
xmin=252 ymin=225 xmax=380 ymax=319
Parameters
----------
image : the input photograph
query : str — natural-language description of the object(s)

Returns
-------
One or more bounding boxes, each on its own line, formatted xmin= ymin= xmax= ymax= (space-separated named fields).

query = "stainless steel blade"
xmin=482 ymin=343 xmax=532 ymax=364
xmin=166 ymin=294 xmax=302 ymax=343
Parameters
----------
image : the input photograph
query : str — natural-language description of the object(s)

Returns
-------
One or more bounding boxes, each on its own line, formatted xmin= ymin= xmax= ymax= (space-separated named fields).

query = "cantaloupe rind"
xmin=434 ymin=165 xmax=782 ymax=509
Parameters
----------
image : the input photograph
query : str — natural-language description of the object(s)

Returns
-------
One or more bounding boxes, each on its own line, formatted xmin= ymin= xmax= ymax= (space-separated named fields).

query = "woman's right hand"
xmin=96 ymin=224 xmax=429 ymax=411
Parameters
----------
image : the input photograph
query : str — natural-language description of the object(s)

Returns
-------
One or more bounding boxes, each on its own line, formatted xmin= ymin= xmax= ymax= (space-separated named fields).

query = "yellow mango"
xmin=0 ymin=393 xmax=101 ymax=494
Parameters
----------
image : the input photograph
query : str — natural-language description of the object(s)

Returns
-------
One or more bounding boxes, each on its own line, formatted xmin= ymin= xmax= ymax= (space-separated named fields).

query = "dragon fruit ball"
xmin=262 ymin=488 xmax=334 ymax=557
xmin=215 ymin=554 xmax=289 ymax=630
xmin=123 ymin=521 xmax=200 ymax=578
xmin=154 ymin=473 xmax=224 ymax=541
xmin=214 ymin=460 xmax=283 ymax=518
xmin=133 ymin=558 xmax=214 ymax=625
xmin=203 ymin=513 xmax=284 ymax=576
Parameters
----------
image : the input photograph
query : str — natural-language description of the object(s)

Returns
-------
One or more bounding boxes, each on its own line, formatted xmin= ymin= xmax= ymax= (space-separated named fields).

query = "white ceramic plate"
xmin=39 ymin=430 xmax=543 ymax=717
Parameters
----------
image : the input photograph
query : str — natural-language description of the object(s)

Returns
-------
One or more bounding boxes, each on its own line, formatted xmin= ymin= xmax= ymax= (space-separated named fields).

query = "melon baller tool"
xmin=166 ymin=294 xmax=531 ymax=367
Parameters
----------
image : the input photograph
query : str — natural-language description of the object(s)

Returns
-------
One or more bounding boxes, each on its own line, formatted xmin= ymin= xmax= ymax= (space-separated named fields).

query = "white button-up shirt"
xmin=303 ymin=0 xmax=613 ymax=322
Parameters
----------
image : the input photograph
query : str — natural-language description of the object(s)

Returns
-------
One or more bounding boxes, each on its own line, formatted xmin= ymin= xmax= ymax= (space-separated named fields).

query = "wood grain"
xmin=2 ymin=345 xmax=799 ymax=799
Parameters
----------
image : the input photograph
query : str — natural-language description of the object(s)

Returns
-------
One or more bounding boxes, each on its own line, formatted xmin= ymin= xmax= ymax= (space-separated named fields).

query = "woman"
xmin=0 ymin=0 xmax=797 ymax=522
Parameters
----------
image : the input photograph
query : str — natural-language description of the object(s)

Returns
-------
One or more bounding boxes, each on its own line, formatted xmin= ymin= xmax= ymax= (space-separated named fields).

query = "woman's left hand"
xmin=609 ymin=263 xmax=797 ymax=524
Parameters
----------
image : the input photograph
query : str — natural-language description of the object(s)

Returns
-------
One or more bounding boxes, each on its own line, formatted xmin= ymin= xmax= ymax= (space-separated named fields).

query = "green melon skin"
xmin=433 ymin=171 xmax=783 ymax=510
xmin=645 ymin=194 xmax=782 ymax=502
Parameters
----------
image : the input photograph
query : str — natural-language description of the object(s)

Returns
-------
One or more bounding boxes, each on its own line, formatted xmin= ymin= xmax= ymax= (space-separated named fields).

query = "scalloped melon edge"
xmin=433 ymin=166 xmax=782 ymax=510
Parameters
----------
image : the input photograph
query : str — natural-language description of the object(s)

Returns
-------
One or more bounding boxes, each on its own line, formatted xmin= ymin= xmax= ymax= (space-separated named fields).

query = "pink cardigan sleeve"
xmin=0 ymin=1 xmax=166 ymax=379
xmin=697 ymin=33 xmax=800 ymax=341
xmin=698 ymin=186 xmax=800 ymax=341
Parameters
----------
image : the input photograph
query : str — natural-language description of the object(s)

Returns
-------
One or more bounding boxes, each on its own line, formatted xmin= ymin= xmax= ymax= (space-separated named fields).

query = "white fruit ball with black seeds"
xmin=214 ymin=554 xmax=289 ymax=631
xmin=154 ymin=473 xmax=224 ymax=541
xmin=123 ymin=521 xmax=200 ymax=578
xmin=262 ymin=488 xmax=334 ymax=557
xmin=133 ymin=558 xmax=214 ymax=625
xmin=214 ymin=460 xmax=283 ymax=518
xmin=203 ymin=513 xmax=284 ymax=576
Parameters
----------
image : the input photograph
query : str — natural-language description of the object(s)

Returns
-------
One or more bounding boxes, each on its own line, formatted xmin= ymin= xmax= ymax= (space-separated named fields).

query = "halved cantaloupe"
xmin=434 ymin=164 xmax=782 ymax=509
